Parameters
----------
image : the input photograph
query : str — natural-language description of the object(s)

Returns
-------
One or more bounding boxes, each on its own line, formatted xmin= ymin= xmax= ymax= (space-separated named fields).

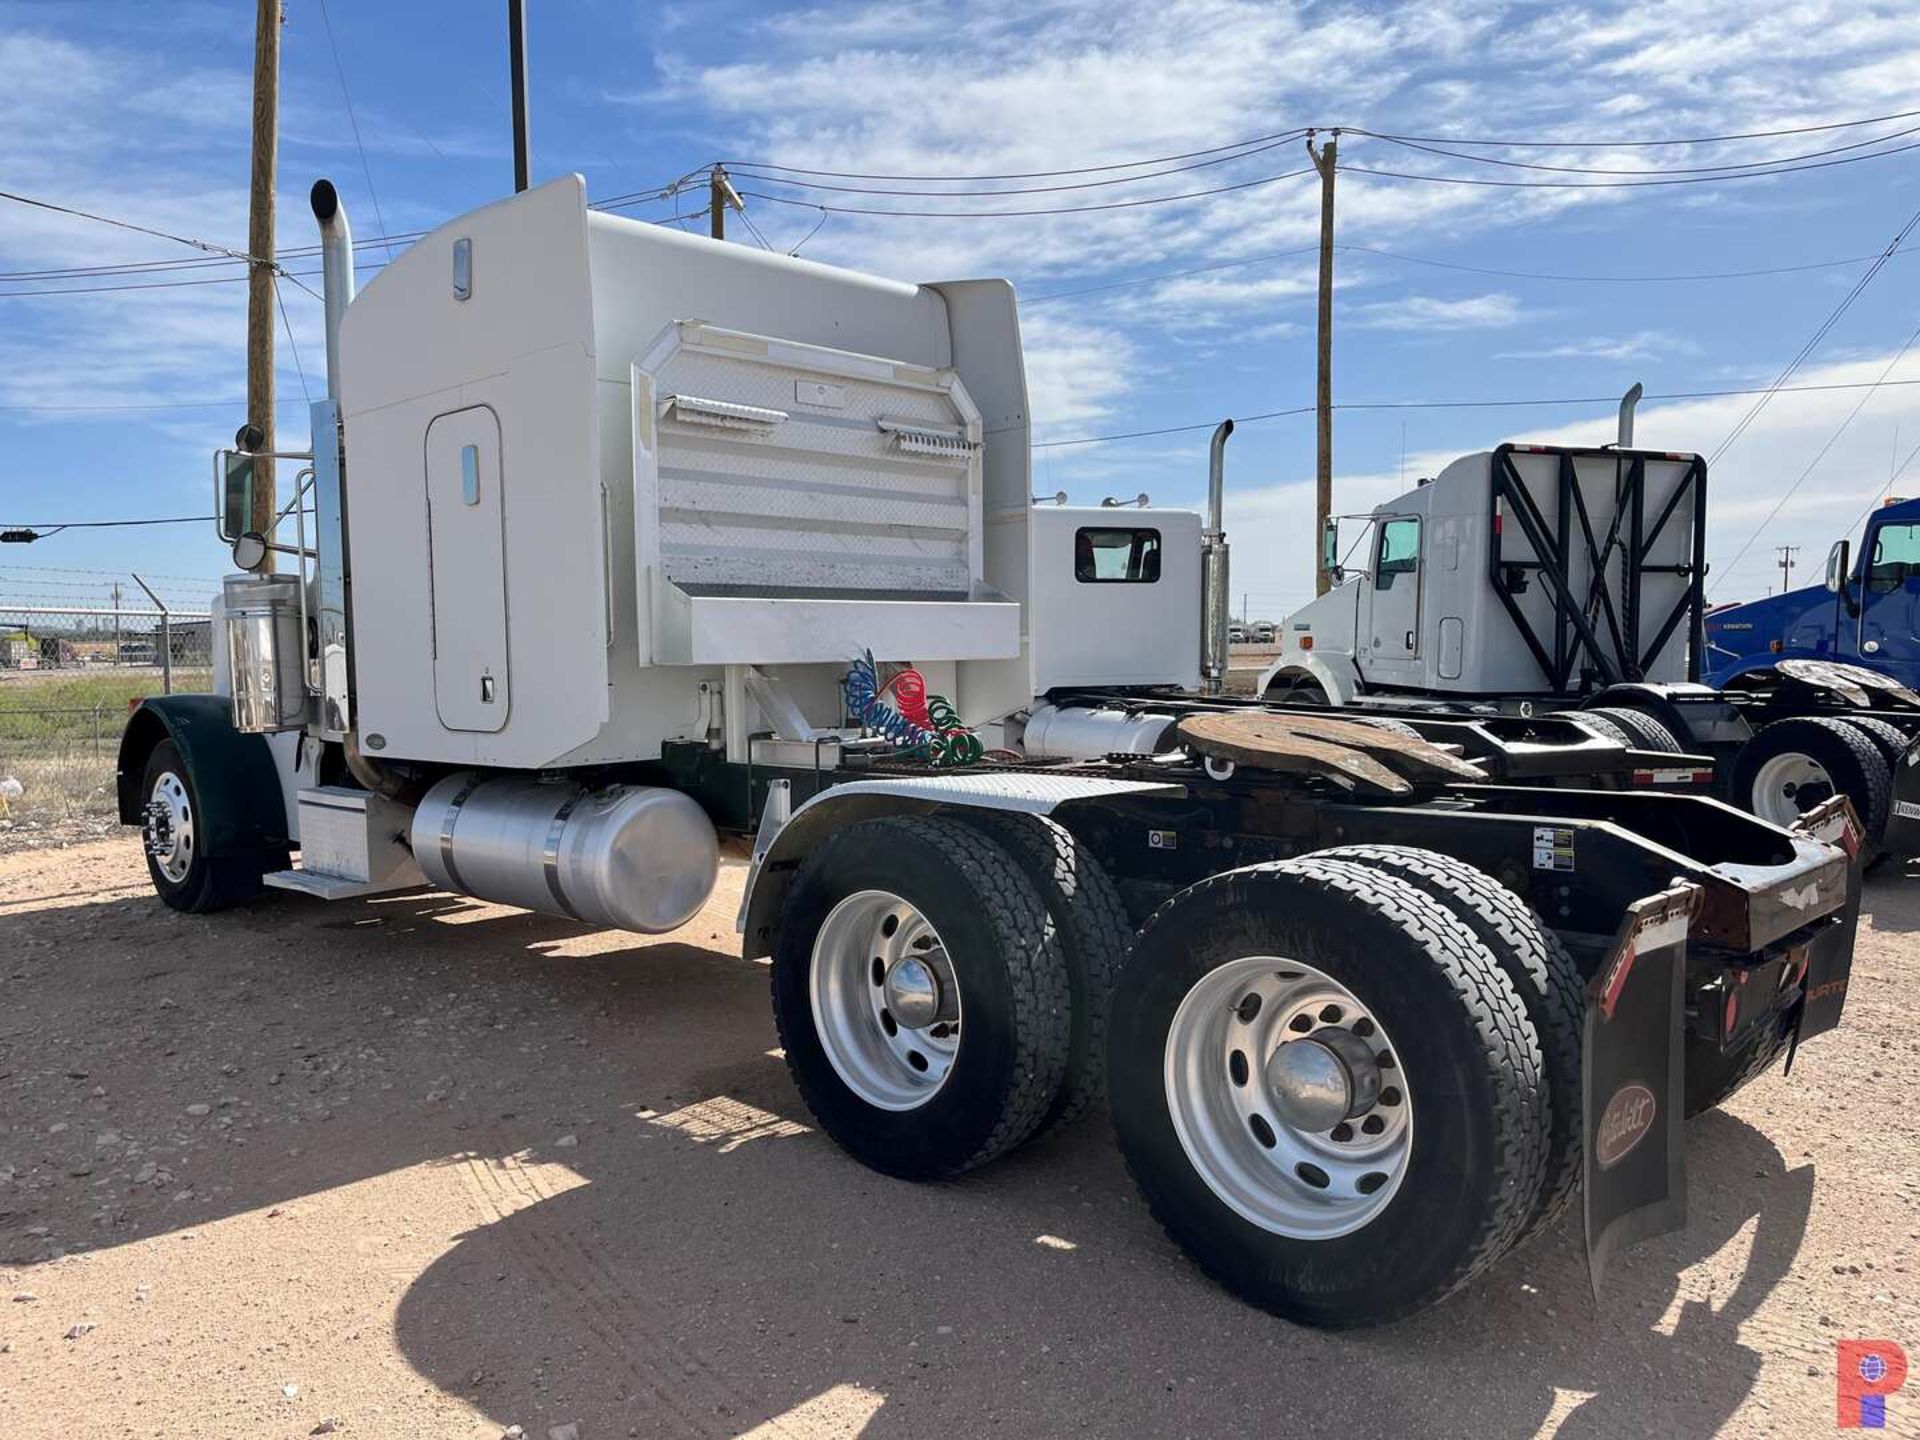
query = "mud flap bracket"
xmin=1583 ymin=880 xmax=1702 ymax=1299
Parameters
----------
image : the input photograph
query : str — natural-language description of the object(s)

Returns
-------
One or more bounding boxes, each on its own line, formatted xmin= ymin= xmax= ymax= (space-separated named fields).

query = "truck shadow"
xmin=2 ymin=878 xmax=1818 ymax=1438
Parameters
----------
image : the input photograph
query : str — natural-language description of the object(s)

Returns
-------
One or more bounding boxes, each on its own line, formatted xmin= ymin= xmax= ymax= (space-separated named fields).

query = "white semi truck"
xmin=117 ymin=177 xmax=1864 ymax=1328
xmin=1258 ymin=421 xmax=1920 ymax=860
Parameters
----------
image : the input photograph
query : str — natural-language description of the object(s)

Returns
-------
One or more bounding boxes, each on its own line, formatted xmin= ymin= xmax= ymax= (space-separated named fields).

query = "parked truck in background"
xmin=116 ymin=180 xmax=1863 ymax=1328
xmin=1257 ymin=410 xmax=1920 ymax=857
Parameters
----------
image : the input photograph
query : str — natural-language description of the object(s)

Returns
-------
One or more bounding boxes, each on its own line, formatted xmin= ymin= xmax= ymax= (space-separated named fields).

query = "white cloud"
xmin=1019 ymin=311 xmax=1136 ymax=434
xmin=1496 ymin=330 xmax=1697 ymax=362
xmin=1353 ymin=292 xmax=1523 ymax=330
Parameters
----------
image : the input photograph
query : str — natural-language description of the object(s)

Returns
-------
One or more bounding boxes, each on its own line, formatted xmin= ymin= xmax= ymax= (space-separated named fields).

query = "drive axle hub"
xmin=1263 ymin=1027 xmax=1383 ymax=1132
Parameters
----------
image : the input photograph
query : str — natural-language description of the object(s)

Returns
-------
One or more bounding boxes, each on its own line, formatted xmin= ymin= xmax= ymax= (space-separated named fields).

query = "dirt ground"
xmin=2 ymin=837 xmax=1915 ymax=1440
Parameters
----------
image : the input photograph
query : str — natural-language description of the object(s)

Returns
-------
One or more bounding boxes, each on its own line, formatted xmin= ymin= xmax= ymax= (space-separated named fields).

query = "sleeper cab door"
xmin=425 ymin=405 xmax=510 ymax=732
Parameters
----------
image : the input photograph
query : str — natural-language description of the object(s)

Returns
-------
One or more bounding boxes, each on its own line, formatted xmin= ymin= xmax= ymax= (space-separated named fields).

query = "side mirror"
xmin=1328 ymin=565 xmax=1345 ymax=586
xmin=1825 ymin=539 xmax=1850 ymax=594
xmin=1321 ymin=517 xmax=1339 ymax=574
xmin=231 ymin=532 xmax=269 ymax=571
xmin=220 ymin=449 xmax=256 ymax=543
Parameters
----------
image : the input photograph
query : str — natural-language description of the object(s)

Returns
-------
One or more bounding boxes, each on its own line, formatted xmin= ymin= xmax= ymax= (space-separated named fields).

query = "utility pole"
xmin=1777 ymin=544 xmax=1801 ymax=591
xmin=709 ymin=164 xmax=744 ymax=241
xmin=1309 ymin=130 xmax=1338 ymax=595
xmin=245 ymin=0 xmax=282 ymax=570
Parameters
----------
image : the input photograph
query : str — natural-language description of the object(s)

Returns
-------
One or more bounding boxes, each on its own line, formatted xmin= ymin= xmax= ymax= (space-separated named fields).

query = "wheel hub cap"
xmin=143 ymin=772 xmax=194 ymax=883
xmin=882 ymin=956 xmax=943 ymax=1030
xmin=810 ymin=890 xmax=963 ymax=1111
xmin=1164 ymin=957 xmax=1412 ymax=1239
xmin=1264 ymin=1028 xmax=1381 ymax=1132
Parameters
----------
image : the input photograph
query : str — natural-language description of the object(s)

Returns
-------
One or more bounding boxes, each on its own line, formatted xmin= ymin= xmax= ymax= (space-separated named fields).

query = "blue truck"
xmin=1705 ymin=496 xmax=1920 ymax=686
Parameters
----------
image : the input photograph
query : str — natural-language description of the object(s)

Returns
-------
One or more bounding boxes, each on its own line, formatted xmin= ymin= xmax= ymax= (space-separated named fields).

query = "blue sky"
xmin=4 ymin=0 xmax=1920 ymax=618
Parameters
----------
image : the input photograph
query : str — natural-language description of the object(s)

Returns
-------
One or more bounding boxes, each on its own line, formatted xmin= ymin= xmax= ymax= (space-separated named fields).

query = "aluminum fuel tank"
xmin=411 ymin=773 xmax=719 ymax=933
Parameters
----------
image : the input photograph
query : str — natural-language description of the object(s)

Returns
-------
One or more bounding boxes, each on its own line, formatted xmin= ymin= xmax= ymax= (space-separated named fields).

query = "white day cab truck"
xmin=1257 ymin=409 xmax=1920 ymax=864
xmin=117 ymin=177 xmax=1864 ymax=1328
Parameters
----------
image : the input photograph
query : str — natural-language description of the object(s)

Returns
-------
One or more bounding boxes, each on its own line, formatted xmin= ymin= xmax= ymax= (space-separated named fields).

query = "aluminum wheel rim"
xmin=810 ymin=890 xmax=962 ymax=1111
xmin=1751 ymin=751 xmax=1835 ymax=826
xmin=1164 ymin=956 xmax=1411 ymax=1239
xmin=145 ymin=771 xmax=195 ymax=884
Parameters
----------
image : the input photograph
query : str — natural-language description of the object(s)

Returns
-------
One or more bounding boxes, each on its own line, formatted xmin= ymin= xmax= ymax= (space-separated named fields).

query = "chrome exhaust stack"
xmin=1201 ymin=418 xmax=1235 ymax=695
xmin=1617 ymin=381 xmax=1642 ymax=449
xmin=309 ymin=179 xmax=355 ymax=402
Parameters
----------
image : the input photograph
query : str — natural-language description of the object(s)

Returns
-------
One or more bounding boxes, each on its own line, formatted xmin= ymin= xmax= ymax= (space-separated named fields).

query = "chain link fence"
xmin=0 ymin=568 xmax=218 ymax=845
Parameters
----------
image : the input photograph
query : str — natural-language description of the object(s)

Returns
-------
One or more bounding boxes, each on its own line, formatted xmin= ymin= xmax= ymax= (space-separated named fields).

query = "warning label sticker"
xmin=1532 ymin=825 xmax=1576 ymax=872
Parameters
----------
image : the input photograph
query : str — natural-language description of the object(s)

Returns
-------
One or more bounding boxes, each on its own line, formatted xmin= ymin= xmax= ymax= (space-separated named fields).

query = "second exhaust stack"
xmin=1201 ymin=419 xmax=1234 ymax=695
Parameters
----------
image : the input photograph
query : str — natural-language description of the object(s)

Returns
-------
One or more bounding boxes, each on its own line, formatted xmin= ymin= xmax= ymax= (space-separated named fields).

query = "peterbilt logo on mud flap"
xmin=1595 ymin=1083 xmax=1657 ymax=1169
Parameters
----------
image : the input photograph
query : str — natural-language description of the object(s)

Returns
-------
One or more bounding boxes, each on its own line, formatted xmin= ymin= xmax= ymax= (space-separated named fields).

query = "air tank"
xmin=411 ymin=773 xmax=719 ymax=933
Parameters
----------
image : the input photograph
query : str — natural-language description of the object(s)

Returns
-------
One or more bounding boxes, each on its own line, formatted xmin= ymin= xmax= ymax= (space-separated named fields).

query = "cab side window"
xmin=1374 ymin=518 xmax=1420 ymax=591
xmin=1867 ymin=522 xmax=1920 ymax=595
xmin=1075 ymin=527 xmax=1162 ymax=583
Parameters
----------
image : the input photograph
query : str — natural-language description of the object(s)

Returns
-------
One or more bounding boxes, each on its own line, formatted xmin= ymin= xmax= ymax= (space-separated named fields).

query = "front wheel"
xmin=1108 ymin=857 xmax=1549 ymax=1327
xmin=770 ymin=816 xmax=1073 ymax=1180
xmin=139 ymin=739 xmax=270 ymax=913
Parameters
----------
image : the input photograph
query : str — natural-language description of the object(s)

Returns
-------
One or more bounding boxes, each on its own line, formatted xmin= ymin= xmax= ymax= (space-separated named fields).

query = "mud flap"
xmin=1788 ymin=795 xmax=1865 ymax=1061
xmin=1583 ymin=882 xmax=1702 ymax=1299
xmin=1887 ymin=744 xmax=1920 ymax=859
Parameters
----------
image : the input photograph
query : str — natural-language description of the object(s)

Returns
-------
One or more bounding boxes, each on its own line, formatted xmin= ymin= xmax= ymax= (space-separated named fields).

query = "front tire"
xmin=770 ymin=816 xmax=1073 ymax=1179
xmin=1108 ymin=857 xmax=1549 ymax=1327
xmin=139 ymin=740 xmax=270 ymax=913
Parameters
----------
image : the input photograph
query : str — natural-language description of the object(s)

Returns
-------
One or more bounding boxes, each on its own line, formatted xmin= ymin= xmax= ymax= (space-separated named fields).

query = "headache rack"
xmin=1488 ymin=443 xmax=1708 ymax=694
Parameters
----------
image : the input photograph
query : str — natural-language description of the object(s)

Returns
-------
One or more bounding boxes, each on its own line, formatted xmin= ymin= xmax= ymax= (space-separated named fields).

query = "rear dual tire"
xmin=1108 ymin=853 xmax=1551 ymax=1328
xmin=770 ymin=815 xmax=1075 ymax=1180
xmin=1731 ymin=715 xmax=1892 ymax=845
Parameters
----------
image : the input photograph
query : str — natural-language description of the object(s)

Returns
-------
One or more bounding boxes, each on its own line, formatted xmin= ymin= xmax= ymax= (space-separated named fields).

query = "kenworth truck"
xmin=1256 ymin=407 xmax=1920 ymax=859
xmin=118 ymin=178 xmax=1861 ymax=1328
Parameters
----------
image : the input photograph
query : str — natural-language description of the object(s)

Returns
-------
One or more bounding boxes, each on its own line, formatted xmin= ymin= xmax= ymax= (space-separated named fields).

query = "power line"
xmin=727 ymin=132 xmax=1309 ymax=198
xmin=1352 ymin=121 xmax=1920 ymax=177
xmin=1365 ymin=107 xmax=1920 ymax=149
xmin=720 ymin=107 xmax=1920 ymax=180
xmin=0 ymin=188 xmax=285 ymax=272
xmin=1708 ymin=202 xmax=1920 ymax=464
xmin=1341 ymin=137 xmax=1920 ymax=189
xmin=1035 ymin=407 xmax=1314 ymax=449
xmin=1710 ymin=317 xmax=1920 ymax=589
xmin=316 ymin=0 xmax=395 ymax=259
xmin=1034 ymin=377 xmax=1920 ymax=450
xmin=1021 ymin=240 xmax=1907 ymax=306
xmin=0 ymin=515 xmax=214 ymax=530
xmin=1333 ymin=242 xmax=1908 ymax=286
xmin=738 ymin=165 xmax=1318 ymax=220
xmin=275 ymin=284 xmax=312 ymax=407
xmin=721 ymin=127 xmax=1311 ymax=182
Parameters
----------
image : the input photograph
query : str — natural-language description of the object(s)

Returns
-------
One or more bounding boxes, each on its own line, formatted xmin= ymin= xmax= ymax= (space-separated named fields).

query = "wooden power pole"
xmin=245 ymin=0 xmax=282 ymax=567
xmin=1310 ymin=130 xmax=1338 ymax=596
xmin=709 ymin=165 xmax=743 ymax=241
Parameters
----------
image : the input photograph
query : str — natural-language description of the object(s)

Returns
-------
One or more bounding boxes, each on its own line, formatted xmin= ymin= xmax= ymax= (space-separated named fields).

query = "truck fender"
xmin=736 ymin=773 xmax=1182 ymax=959
xmin=116 ymin=695 xmax=293 ymax=857
xmin=1254 ymin=652 xmax=1361 ymax=705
